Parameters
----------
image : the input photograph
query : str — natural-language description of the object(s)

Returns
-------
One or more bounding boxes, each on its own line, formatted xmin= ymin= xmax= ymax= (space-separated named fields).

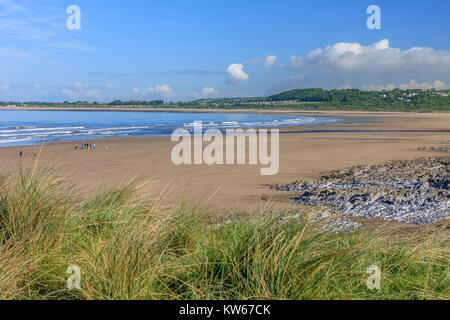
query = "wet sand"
xmin=0 ymin=111 xmax=449 ymax=213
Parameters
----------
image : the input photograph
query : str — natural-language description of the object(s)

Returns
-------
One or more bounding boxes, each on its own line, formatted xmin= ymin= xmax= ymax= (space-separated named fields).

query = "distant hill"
xmin=268 ymin=88 xmax=449 ymax=106
xmin=266 ymin=88 xmax=449 ymax=111
xmin=188 ymin=88 xmax=450 ymax=111
xmin=2 ymin=88 xmax=449 ymax=112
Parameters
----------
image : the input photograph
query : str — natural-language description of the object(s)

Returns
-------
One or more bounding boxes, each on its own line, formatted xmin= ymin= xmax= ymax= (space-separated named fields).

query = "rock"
xmin=273 ymin=154 xmax=450 ymax=225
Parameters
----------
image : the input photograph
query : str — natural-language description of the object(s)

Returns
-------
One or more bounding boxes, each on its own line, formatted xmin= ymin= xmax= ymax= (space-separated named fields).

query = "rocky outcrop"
xmin=273 ymin=157 xmax=449 ymax=225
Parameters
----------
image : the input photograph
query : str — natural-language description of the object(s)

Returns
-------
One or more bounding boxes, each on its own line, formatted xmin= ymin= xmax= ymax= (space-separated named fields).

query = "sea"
xmin=0 ymin=110 xmax=340 ymax=147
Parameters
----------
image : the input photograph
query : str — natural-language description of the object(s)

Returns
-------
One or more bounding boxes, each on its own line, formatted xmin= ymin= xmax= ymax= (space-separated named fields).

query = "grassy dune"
xmin=0 ymin=163 xmax=448 ymax=300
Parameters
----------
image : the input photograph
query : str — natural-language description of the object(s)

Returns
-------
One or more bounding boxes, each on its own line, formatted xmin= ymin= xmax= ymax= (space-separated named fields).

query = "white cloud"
xmin=266 ymin=39 xmax=450 ymax=93
xmin=140 ymin=86 xmax=153 ymax=95
xmin=104 ymin=83 xmax=113 ymax=88
xmin=133 ymin=84 xmax=175 ymax=99
xmin=86 ymin=89 xmax=101 ymax=98
xmin=386 ymin=84 xmax=397 ymax=91
xmin=399 ymin=79 xmax=448 ymax=90
xmin=60 ymin=83 xmax=103 ymax=100
xmin=200 ymin=86 xmax=219 ymax=97
xmin=339 ymin=84 xmax=352 ymax=90
xmin=247 ymin=55 xmax=279 ymax=68
xmin=290 ymin=39 xmax=450 ymax=75
xmin=33 ymin=83 xmax=41 ymax=89
xmin=155 ymin=84 xmax=175 ymax=98
xmin=431 ymin=80 xmax=447 ymax=90
xmin=0 ymin=2 xmax=96 ymax=54
xmin=0 ymin=0 xmax=26 ymax=14
xmin=362 ymin=79 xmax=449 ymax=91
xmin=263 ymin=55 xmax=277 ymax=67
xmin=362 ymin=84 xmax=394 ymax=91
xmin=227 ymin=63 xmax=249 ymax=81
xmin=60 ymin=88 xmax=78 ymax=99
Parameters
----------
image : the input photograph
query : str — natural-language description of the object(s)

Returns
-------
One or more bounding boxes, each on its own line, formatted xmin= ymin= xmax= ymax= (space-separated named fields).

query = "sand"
xmin=0 ymin=111 xmax=449 ymax=213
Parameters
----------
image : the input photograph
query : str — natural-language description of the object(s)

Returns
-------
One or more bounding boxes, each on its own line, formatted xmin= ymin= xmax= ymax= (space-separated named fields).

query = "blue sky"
xmin=1 ymin=0 xmax=450 ymax=102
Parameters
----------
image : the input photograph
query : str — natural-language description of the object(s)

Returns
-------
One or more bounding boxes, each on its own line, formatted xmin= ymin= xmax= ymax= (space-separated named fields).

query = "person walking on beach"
xmin=19 ymin=151 xmax=23 ymax=158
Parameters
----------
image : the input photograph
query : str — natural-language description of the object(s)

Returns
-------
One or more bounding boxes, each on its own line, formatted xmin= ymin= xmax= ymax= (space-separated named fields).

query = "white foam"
xmin=0 ymin=115 xmax=340 ymax=147
xmin=0 ymin=126 xmax=84 ymax=133
xmin=0 ymin=137 xmax=33 ymax=144
xmin=0 ymin=131 xmax=74 ymax=137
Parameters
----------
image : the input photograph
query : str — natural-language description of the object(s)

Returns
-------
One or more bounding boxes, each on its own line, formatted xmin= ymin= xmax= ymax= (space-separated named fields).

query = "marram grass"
xmin=0 ymin=165 xmax=448 ymax=300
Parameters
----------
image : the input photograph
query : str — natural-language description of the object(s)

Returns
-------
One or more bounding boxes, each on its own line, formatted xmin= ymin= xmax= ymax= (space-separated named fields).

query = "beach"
xmin=0 ymin=110 xmax=449 ymax=215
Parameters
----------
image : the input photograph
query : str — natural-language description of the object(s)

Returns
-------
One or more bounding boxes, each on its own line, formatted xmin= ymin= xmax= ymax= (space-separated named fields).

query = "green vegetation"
xmin=266 ymin=88 xmax=450 ymax=111
xmin=188 ymin=88 xmax=450 ymax=112
xmin=108 ymin=99 xmax=165 ymax=106
xmin=0 ymin=99 xmax=165 ymax=108
xmin=1 ymin=88 xmax=449 ymax=112
xmin=0 ymin=164 xmax=448 ymax=300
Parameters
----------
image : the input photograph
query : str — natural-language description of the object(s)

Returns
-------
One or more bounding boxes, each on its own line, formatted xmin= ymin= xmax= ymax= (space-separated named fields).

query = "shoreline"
xmin=0 ymin=111 xmax=346 ymax=149
xmin=1 ymin=110 xmax=449 ymax=149
xmin=2 ymin=106 xmax=449 ymax=115
xmin=0 ymin=111 xmax=448 ymax=223
xmin=2 ymin=109 xmax=447 ymax=149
